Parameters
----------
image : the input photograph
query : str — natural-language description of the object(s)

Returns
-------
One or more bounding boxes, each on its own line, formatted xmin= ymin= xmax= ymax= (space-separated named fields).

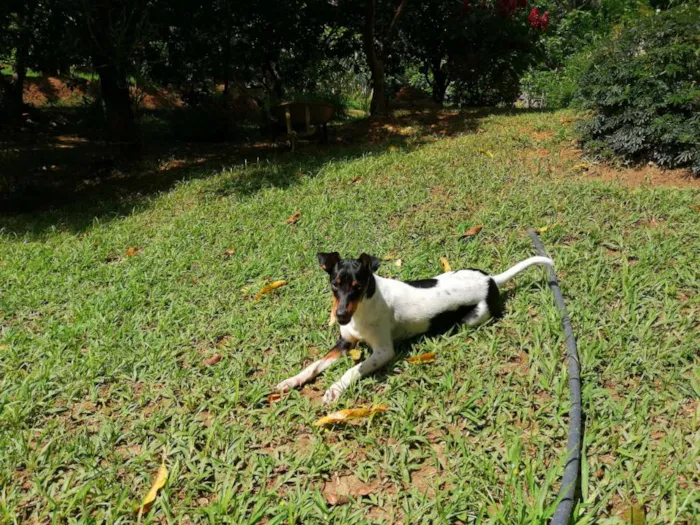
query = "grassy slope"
xmin=1 ymin=110 xmax=698 ymax=524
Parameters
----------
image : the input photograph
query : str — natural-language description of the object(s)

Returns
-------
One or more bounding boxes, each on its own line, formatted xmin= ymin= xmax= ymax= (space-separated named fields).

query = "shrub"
xmin=577 ymin=5 xmax=700 ymax=173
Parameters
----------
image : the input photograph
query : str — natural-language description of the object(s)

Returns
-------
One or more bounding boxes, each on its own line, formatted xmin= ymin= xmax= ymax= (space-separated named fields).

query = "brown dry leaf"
xmin=351 ymin=176 xmax=363 ymax=184
xmin=134 ymin=463 xmax=168 ymax=515
xmin=268 ymin=393 xmax=283 ymax=403
xmin=394 ymin=259 xmax=403 ymax=267
xmin=407 ymin=352 xmax=436 ymax=364
xmin=255 ymin=280 xmax=287 ymax=301
xmin=125 ymin=247 xmax=140 ymax=257
xmin=203 ymin=353 xmax=222 ymax=366
xmin=440 ymin=257 xmax=451 ymax=272
xmin=322 ymin=474 xmax=379 ymax=506
xmin=459 ymin=224 xmax=483 ymax=239
xmin=314 ymin=405 xmax=389 ymax=427
xmin=349 ymin=349 xmax=362 ymax=362
xmin=285 ymin=211 xmax=301 ymax=225
xmin=223 ymin=249 xmax=235 ymax=257
xmin=534 ymin=223 xmax=556 ymax=234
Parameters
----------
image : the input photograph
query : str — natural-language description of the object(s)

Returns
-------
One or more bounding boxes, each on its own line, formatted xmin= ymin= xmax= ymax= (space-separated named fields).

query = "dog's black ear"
xmin=317 ymin=252 xmax=340 ymax=274
xmin=359 ymin=253 xmax=381 ymax=272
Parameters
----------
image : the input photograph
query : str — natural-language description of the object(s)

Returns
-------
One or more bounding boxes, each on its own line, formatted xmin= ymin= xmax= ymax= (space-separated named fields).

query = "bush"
xmin=578 ymin=5 xmax=700 ymax=173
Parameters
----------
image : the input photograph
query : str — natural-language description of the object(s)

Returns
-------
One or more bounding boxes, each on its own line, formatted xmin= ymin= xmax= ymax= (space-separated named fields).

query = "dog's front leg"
xmin=323 ymin=333 xmax=394 ymax=405
xmin=275 ymin=337 xmax=356 ymax=393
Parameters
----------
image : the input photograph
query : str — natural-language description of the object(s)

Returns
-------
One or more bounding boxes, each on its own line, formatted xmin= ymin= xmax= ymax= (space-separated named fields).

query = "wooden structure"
xmin=271 ymin=101 xmax=335 ymax=151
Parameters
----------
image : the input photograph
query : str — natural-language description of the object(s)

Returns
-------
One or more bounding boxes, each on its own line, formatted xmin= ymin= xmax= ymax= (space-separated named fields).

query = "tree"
xmin=0 ymin=0 xmax=39 ymax=116
xmin=399 ymin=0 xmax=459 ymax=104
xmin=81 ymin=0 xmax=149 ymax=154
xmin=362 ymin=0 xmax=409 ymax=115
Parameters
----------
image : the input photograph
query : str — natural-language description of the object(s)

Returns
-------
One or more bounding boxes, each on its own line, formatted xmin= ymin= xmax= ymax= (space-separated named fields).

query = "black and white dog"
xmin=276 ymin=252 xmax=554 ymax=404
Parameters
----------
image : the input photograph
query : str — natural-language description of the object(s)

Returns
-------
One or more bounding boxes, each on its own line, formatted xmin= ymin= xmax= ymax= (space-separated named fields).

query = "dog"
xmin=276 ymin=252 xmax=554 ymax=404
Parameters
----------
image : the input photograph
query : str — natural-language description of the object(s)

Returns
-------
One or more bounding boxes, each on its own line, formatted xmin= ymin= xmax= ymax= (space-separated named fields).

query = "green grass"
xmin=1 ymin=110 xmax=698 ymax=524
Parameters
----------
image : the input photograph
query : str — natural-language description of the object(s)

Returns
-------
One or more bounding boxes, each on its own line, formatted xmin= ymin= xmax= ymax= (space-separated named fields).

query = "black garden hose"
xmin=528 ymin=229 xmax=583 ymax=525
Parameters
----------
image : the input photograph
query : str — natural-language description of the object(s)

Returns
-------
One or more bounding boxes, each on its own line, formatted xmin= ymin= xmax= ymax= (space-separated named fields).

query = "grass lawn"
xmin=1 ymin=109 xmax=698 ymax=523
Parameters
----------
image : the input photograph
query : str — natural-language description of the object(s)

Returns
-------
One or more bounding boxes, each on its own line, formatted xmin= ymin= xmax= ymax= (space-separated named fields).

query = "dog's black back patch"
xmin=404 ymin=278 xmax=439 ymax=288
xmin=486 ymin=278 xmax=502 ymax=318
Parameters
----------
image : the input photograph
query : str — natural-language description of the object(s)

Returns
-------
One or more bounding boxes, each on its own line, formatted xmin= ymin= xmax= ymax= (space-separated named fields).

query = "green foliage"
xmin=448 ymin=4 xmax=543 ymax=106
xmin=578 ymin=5 xmax=700 ymax=173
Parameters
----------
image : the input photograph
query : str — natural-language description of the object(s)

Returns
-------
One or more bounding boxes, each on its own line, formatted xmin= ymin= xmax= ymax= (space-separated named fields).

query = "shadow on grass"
xmin=1 ymin=106 xmax=554 ymax=239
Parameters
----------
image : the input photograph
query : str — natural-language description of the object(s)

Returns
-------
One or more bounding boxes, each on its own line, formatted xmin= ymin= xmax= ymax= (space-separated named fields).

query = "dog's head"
xmin=317 ymin=252 xmax=380 ymax=325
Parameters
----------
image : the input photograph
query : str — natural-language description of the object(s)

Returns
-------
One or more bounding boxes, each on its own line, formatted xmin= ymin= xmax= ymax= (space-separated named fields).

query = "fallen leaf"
xmin=125 ymin=247 xmax=140 ymax=257
xmin=349 ymin=349 xmax=362 ymax=361
xmin=223 ymin=249 xmax=235 ymax=257
xmin=394 ymin=259 xmax=403 ymax=267
xmin=255 ymin=280 xmax=287 ymax=301
xmin=572 ymin=162 xmax=590 ymax=171
xmin=440 ymin=257 xmax=451 ymax=272
xmin=135 ymin=463 xmax=168 ymax=515
xmin=351 ymin=176 xmax=363 ymax=184
xmin=388 ymin=145 xmax=399 ymax=152
xmin=623 ymin=503 xmax=646 ymax=525
xmin=285 ymin=211 xmax=301 ymax=225
xmin=322 ymin=474 xmax=380 ymax=506
xmin=203 ymin=353 xmax=222 ymax=366
xmin=534 ymin=223 xmax=556 ymax=234
xmin=459 ymin=224 xmax=483 ymax=239
xmin=268 ymin=393 xmax=282 ymax=403
xmin=480 ymin=149 xmax=494 ymax=158
xmin=407 ymin=352 xmax=436 ymax=364
xmin=315 ymin=405 xmax=389 ymax=427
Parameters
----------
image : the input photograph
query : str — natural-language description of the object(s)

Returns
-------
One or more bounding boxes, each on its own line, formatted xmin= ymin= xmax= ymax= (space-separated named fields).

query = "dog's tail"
xmin=492 ymin=256 xmax=554 ymax=286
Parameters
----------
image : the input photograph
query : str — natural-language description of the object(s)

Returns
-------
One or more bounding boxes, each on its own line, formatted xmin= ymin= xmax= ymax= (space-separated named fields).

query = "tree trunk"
xmin=431 ymin=64 xmax=449 ymax=105
xmin=222 ymin=4 xmax=231 ymax=98
xmin=95 ymin=60 xmax=139 ymax=154
xmin=2 ymin=0 xmax=37 ymax=116
xmin=362 ymin=0 xmax=408 ymax=117
xmin=89 ymin=0 xmax=140 ymax=156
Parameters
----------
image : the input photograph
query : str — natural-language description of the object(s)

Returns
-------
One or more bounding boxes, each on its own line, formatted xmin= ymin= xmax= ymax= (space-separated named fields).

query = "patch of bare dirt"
xmin=560 ymin=147 xmax=699 ymax=189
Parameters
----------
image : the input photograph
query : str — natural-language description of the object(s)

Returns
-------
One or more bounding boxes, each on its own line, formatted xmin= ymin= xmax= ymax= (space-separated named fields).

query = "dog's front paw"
xmin=323 ymin=386 xmax=343 ymax=405
xmin=275 ymin=377 xmax=301 ymax=392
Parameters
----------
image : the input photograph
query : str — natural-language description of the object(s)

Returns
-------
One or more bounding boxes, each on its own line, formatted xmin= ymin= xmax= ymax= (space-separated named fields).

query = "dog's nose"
xmin=336 ymin=309 xmax=351 ymax=324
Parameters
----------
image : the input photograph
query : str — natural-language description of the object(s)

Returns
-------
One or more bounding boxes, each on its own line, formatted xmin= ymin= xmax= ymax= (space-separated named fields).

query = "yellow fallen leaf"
xmin=394 ymin=259 xmax=403 ymax=267
xmin=440 ymin=257 xmax=451 ymax=272
xmin=125 ymin=247 xmax=140 ymax=257
xmin=255 ymin=280 xmax=287 ymax=301
xmin=349 ymin=349 xmax=362 ymax=361
xmin=459 ymin=224 xmax=483 ymax=239
xmin=572 ymin=162 xmax=590 ymax=171
xmin=285 ymin=211 xmax=301 ymax=225
xmin=315 ymin=406 xmax=389 ymax=427
xmin=534 ymin=223 xmax=556 ymax=234
xmin=135 ymin=463 xmax=168 ymax=515
xmin=407 ymin=352 xmax=436 ymax=364
xmin=480 ymin=149 xmax=494 ymax=158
